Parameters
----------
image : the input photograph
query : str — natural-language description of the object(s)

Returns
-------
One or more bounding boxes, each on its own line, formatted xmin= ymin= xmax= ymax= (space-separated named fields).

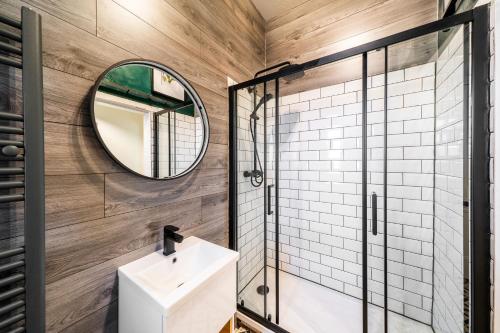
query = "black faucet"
xmin=163 ymin=225 xmax=184 ymax=256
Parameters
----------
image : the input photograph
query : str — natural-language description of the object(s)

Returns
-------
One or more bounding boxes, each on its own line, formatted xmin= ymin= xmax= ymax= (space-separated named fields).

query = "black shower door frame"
xmin=229 ymin=5 xmax=490 ymax=333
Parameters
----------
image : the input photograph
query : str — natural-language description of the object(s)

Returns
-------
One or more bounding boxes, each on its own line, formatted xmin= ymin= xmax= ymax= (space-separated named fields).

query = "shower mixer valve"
xmin=243 ymin=170 xmax=263 ymax=178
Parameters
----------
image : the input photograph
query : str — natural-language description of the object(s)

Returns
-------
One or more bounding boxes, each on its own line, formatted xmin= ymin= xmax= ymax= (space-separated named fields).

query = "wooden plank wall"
xmin=265 ymin=0 xmax=438 ymax=94
xmin=0 ymin=0 xmax=264 ymax=332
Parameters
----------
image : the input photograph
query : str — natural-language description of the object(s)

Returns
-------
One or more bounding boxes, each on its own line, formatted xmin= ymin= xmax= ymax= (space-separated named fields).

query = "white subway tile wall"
xmin=157 ymin=112 xmax=201 ymax=176
xmin=264 ymin=62 xmax=437 ymax=324
xmin=432 ymin=26 xmax=466 ymax=333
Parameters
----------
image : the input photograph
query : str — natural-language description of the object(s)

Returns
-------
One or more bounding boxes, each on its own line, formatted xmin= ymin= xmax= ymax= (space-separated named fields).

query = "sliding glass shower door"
xmin=275 ymin=55 xmax=365 ymax=332
xmin=235 ymin=81 xmax=267 ymax=318
xmin=235 ymin=80 xmax=278 ymax=323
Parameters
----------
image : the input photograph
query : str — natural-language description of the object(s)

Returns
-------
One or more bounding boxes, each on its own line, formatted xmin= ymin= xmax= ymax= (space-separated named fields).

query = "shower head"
xmin=278 ymin=63 xmax=305 ymax=82
xmin=250 ymin=93 xmax=274 ymax=120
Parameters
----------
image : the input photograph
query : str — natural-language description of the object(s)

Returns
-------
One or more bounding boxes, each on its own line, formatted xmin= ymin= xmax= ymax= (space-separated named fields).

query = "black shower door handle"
xmin=268 ymin=185 xmax=274 ymax=215
xmin=372 ymin=192 xmax=377 ymax=236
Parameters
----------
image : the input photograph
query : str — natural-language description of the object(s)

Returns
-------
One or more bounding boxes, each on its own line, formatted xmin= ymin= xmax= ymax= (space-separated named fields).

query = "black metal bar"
xmin=0 ymin=300 xmax=25 ymax=316
xmin=0 ymin=168 xmax=24 ymax=175
xmin=0 ymin=40 xmax=21 ymax=55
xmin=0 ymin=248 xmax=23 ymax=259
xmin=0 ymin=112 xmax=23 ymax=122
xmin=362 ymin=52 xmax=368 ymax=333
xmin=0 ymin=194 xmax=24 ymax=203
xmin=168 ymin=111 xmax=172 ymax=176
xmin=0 ymin=54 xmax=21 ymax=69
xmin=267 ymin=185 xmax=274 ymax=215
xmin=0 ymin=274 xmax=24 ymax=288
xmin=22 ymin=6 xmax=45 ymax=333
xmin=0 ymin=126 xmax=23 ymax=135
xmin=0 ymin=155 xmax=23 ymax=162
xmin=6 ymin=327 xmax=25 ymax=333
xmin=462 ymin=22 xmax=471 ymax=333
xmin=263 ymin=81 xmax=268 ymax=319
xmin=254 ymin=61 xmax=290 ymax=79
xmin=274 ymin=78 xmax=280 ymax=325
xmin=230 ymin=9 xmax=474 ymax=91
xmin=0 ymin=28 xmax=22 ymax=42
xmin=383 ymin=45 xmax=388 ymax=333
xmin=0 ymin=287 xmax=25 ymax=302
xmin=0 ymin=260 xmax=24 ymax=273
xmin=0 ymin=181 xmax=24 ymax=189
xmin=0 ymin=140 xmax=23 ymax=147
xmin=153 ymin=114 xmax=159 ymax=178
xmin=0 ymin=13 xmax=21 ymax=29
xmin=228 ymin=86 xmax=237 ymax=251
xmin=470 ymin=5 xmax=490 ymax=333
xmin=0 ymin=313 xmax=25 ymax=330
xmin=371 ymin=192 xmax=377 ymax=235
xmin=252 ymin=91 xmax=257 ymax=173
xmin=442 ymin=0 xmax=460 ymax=17
xmin=237 ymin=305 xmax=291 ymax=333
xmin=169 ymin=111 xmax=177 ymax=176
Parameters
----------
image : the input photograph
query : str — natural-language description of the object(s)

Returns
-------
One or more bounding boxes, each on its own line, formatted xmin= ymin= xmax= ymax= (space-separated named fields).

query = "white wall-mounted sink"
xmin=118 ymin=236 xmax=239 ymax=333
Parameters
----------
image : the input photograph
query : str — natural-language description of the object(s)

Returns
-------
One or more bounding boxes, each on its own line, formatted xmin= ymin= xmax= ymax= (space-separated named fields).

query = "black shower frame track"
xmin=229 ymin=5 xmax=490 ymax=333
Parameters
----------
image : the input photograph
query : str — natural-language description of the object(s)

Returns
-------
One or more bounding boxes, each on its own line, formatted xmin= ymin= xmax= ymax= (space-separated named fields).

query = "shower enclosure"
xmin=229 ymin=6 xmax=490 ymax=333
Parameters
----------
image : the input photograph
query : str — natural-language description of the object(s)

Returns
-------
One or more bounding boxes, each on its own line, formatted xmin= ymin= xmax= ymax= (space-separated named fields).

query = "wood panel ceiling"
xmin=254 ymin=0 xmax=438 ymax=95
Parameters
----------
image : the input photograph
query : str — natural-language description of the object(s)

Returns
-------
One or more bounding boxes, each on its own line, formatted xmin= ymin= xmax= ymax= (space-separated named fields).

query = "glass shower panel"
xmin=265 ymin=79 xmax=278 ymax=324
xmin=276 ymin=55 xmax=364 ymax=333
xmin=385 ymin=32 xmax=438 ymax=332
xmin=433 ymin=25 xmax=470 ymax=333
xmin=386 ymin=27 xmax=469 ymax=333
xmin=366 ymin=49 xmax=387 ymax=333
xmin=236 ymin=82 xmax=267 ymax=318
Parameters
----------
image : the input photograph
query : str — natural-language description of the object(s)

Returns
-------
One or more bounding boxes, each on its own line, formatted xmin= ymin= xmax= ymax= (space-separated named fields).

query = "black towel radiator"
xmin=0 ymin=6 xmax=44 ymax=333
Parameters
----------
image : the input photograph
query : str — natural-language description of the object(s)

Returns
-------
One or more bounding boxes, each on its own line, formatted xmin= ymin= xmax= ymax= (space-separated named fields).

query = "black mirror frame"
xmin=90 ymin=59 xmax=210 ymax=180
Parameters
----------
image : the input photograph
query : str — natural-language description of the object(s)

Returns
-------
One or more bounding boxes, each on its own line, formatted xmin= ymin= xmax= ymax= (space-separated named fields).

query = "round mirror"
xmin=90 ymin=60 xmax=209 ymax=179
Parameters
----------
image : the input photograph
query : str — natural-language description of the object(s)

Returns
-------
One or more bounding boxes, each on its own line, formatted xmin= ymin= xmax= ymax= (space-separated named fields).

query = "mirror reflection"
xmin=92 ymin=62 xmax=209 ymax=179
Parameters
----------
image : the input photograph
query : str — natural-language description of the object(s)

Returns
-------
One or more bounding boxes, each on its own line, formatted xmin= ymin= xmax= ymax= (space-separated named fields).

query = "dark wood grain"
xmin=111 ymin=0 xmax=254 ymax=83
xmin=44 ymin=122 xmax=121 ymax=175
xmin=97 ymin=0 xmax=227 ymax=98
xmin=208 ymin=117 xmax=229 ymax=145
xmin=266 ymin=0 xmax=386 ymax=49
xmin=44 ymin=68 xmax=95 ymax=127
xmin=46 ymin=197 xmax=201 ymax=283
xmin=200 ymin=192 xmax=229 ymax=246
xmin=112 ymin=0 xmax=201 ymax=56
xmin=267 ymin=0 xmax=437 ymax=95
xmin=164 ymin=0 xmax=264 ymax=75
xmin=104 ymin=168 xmax=227 ymax=216
xmin=59 ymin=302 xmax=118 ymax=333
xmin=201 ymin=143 xmax=228 ymax=170
xmin=266 ymin=0 xmax=437 ymax=68
xmin=46 ymin=174 xmax=105 ymax=230
xmin=46 ymin=243 xmax=161 ymax=332
xmin=40 ymin=7 xmax=134 ymax=81
xmin=23 ymin=0 xmax=97 ymax=34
